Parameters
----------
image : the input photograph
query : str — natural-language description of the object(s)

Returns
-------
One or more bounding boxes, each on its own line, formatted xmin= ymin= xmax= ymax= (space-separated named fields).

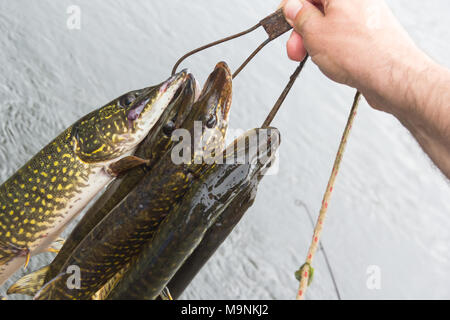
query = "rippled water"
xmin=0 ymin=0 xmax=449 ymax=299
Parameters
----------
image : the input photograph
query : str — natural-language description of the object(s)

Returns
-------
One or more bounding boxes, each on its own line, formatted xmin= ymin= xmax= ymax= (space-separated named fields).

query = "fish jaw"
xmin=73 ymin=71 xmax=189 ymax=165
xmin=128 ymin=70 xmax=189 ymax=148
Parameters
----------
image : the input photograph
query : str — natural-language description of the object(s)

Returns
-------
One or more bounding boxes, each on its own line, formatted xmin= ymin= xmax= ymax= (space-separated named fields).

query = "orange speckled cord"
xmin=296 ymin=91 xmax=362 ymax=300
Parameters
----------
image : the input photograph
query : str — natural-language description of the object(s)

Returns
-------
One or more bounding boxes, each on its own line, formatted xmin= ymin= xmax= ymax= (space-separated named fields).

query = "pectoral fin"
xmin=23 ymin=250 xmax=31 ymax=270
xmin=0 ymin=240 xmax=28 ymax=266
xmin=160 ymin=287 xmax=173 ymax=300
xmin=106 ymin=156 xmax=150 ymax=177
xmin=33 ymin=273 xmax=65 ymax=300
xmin=7 ymin=266 xmax=49 ymax=297
xmin=45 ymin=237 xmax=66 ymax=254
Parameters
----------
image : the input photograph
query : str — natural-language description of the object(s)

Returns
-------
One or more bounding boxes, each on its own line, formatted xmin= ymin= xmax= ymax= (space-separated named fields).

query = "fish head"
xmin=227 ymin=127 xmax=281 ymax=175
xmin=72 ymin=70 xmax=189 ymax=163
xmin=182 ymin=62 xmax=233 ymax=161
xmin=195 ymin=127 xmax=281 ymax=223
xmin=160 ymin=73 xmax=198 ymax=138
xmin=137 ymin=73 xmax=198 ymax=160
xmin=199 ymin=62 xmax=232 ymax=136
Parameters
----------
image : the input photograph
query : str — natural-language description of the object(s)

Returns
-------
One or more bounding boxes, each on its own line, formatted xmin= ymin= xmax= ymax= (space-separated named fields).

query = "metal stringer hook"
xmin=172 ymin=9 xmax=309 ymax=126
xmin=172 ymin=9 xmax=293 ymax=79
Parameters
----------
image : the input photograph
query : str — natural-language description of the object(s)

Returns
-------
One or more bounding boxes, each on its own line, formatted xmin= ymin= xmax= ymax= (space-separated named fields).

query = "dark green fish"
xmin=165 ymin=137 xmax=278 ymax=298
xmin=166 ymin=169 xmax=260 ymax=299
xmin=7 ymin=74 xmax=198 ymax=297
xmin=34 ymin=62 xmax=233 ymax=300
xmin=45 ymin=73 xmax=198 ymax=285
xmin=0 ymin=71 xmax=188 ymax=286
xmin=106 ymin=127 xmax=281 ymax=300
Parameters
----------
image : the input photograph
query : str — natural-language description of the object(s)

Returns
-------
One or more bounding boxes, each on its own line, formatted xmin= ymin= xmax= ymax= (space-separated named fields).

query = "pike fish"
xmin=34 ymin=62 xmax=233 ymax=300
xmin=0 ymin=70 xmax=188 ymax=286
xmin=49 ymin=74 xmax=197 ymax=286
xmin=166 ymin=160 xmax=263 ymax=299
xmin=107 ymin=127 xmax=281 ymax=300
xmin=7 ymin=73 xmax=198 ymax=297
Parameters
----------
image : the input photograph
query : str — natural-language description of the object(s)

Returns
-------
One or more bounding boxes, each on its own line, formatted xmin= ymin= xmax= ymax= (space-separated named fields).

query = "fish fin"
xmin=23 ymin=250 xmax=31 ymax=270
xmin=0 ymin=240 xmax=28 ymax=266
xmin=93 ymin=267 xmax=127 ymax=300
xmin=106 ymin=156 xmax=150 ymax=177
xmin=45 ymin=237 xmax=66 ymax=254
xmin=160 ymin=287 xmax=173 ymax=300
xmin=33 ymin=272 xmax=65 ymax=300
xmin=7 ymin=266 xmax=50 ymax=297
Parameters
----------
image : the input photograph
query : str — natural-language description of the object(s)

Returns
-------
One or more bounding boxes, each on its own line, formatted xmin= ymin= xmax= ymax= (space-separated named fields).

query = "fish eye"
xmin=206 ymin=115 xmax=217 ymax=129
xmin=163 ymin=121 xmax=176 ymax=136
xmin=120 ymin=92 xmax=138 ymax=108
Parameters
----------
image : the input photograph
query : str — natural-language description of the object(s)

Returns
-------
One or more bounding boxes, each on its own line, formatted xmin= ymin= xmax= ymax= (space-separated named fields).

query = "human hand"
xmin=279 ymin=0 xmax=428 ymax=111
xmin=279 ymin=0 xmax=450 ymax=179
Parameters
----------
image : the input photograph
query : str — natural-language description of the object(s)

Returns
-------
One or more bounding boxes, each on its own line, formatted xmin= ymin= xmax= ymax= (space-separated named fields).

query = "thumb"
xmin=283 ymin=0 xmax=324 ymax=36
xmin=277 ymin=0 xmax=288 ymax=10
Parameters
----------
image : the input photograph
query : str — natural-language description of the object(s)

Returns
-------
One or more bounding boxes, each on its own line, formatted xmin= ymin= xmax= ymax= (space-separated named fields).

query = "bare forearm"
xmin=382 ymin=58 xmax=450 ymax=178
xmin=282 ymin=0 xmax=450 ymax=178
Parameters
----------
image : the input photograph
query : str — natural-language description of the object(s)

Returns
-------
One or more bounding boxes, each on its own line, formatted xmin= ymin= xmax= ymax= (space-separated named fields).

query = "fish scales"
xmin=42 ymin=75 xmax=197 ymax=284
xmin=0 ymin=128 xmax=92 ymax=255
xmin=107 ymin=128 xmax=281 ymax=300
xmin=34 ymin=62 xmax=233 ymax=300
xmin=165 ymin=142 xmax=275 ymax=298
xmin=0 ymin=71 xmax=188 ymax=286
xmin=166 ymin=176 xmax=259 ymax=299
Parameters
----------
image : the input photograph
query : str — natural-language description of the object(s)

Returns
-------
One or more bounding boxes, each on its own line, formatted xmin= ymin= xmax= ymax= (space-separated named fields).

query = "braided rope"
xmin=296 ymin=91 xmax=362 ymax=300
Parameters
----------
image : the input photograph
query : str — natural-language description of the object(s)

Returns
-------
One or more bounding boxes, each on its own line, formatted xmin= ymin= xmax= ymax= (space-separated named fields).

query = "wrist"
xmin=357 ymin=45 xmax=433 ymax=117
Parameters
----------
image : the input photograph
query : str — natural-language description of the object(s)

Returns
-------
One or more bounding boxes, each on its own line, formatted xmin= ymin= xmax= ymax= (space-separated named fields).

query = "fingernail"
xmin=284 ymin=0 xmax=303 ymax=24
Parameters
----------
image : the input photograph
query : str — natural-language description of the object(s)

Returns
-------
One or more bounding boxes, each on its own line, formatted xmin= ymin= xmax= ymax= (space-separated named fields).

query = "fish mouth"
xmin=197 ymin=62 xmax=233 ymax=121
xmin=127 ymin=70 xmax=189 ymax=123
xmin=159 ymin=69 xmax=189 ymax=95
xmin=169 ymin=73 xmax=196 ymax=107
xmin=214 ymin=62 xmax=232 ymax=120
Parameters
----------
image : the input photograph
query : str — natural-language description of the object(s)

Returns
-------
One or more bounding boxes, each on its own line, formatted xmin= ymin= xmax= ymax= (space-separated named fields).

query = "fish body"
xmin=167 ymin=174 xmax=259 ymax=299
xmin=41 ymin=74 xmax=198 ymax=285
xmin=34 ymin=62 xmax=233 ymax=300
xmin=0 ymin=71 xmax=188 ymax=286
xmin=166 ymin=136 xmax=277 ymax=298
xmin=107 ymin=127 xmax=281 ymax=300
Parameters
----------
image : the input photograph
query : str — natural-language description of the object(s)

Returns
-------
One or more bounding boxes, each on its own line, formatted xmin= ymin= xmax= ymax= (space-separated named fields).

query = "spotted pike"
xmin=0 ymin=70 xmax=188 ymax=286
xmin=44 ymin=74 xmax=198 ymax=286
xmin=106 ymin=127 xmax=281 ymax=300
xmin=7 ymin=74 xmax=198 ymax=297
xmin=34 ymin=62 xmax=233 ymax=300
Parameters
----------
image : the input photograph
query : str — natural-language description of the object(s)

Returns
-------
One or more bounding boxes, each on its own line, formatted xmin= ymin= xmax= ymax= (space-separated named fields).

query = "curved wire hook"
xmin=171 ymin=9 xmax=292 ymax=79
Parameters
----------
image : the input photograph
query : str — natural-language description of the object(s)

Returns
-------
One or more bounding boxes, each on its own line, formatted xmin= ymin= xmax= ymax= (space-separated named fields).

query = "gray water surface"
xmin=0 ymin=0 xmax=449 ymax=299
